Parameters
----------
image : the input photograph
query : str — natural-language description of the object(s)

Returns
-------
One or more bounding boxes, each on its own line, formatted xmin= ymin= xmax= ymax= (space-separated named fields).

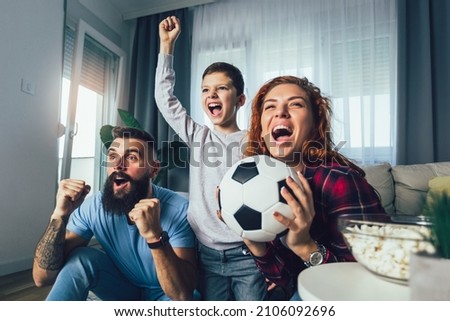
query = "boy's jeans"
xmin=197 ymin=242 xmax=267 ymax=300
xmin=45 ymin=247 xmax=170 ymax=301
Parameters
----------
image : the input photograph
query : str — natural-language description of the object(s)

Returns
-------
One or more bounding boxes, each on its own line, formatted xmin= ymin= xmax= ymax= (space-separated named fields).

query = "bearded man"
xmin=33 ymin=127 xmax=197 ymax=301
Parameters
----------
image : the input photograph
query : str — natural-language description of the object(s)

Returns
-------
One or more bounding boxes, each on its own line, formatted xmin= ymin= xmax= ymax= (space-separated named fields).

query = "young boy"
xmin=155 ymin=16 xmax=267 ymax=300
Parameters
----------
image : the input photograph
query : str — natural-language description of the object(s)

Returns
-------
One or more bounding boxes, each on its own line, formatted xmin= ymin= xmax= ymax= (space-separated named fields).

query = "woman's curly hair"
xmin=245 ymin=75 xmax=364 ymax=175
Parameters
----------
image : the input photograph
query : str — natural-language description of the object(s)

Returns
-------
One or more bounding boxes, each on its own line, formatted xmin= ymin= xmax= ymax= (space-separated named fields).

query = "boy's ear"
xmin=236 ymin=93 xmax=246 ymax=109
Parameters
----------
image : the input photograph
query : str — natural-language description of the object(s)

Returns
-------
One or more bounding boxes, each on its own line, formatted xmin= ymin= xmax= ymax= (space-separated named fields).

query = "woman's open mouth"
xmin=272 ymin=125 xmax=293 ymax=143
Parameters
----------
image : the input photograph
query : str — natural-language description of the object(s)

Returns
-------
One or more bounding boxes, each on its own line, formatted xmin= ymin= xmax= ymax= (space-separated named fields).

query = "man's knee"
xmin=62 ymin=247 xmax=107 ymax=278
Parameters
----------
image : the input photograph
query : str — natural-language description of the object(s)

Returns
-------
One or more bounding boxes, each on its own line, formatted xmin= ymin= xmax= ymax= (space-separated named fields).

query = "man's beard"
xmin=102 ymin=171 xmax=150 ymax=216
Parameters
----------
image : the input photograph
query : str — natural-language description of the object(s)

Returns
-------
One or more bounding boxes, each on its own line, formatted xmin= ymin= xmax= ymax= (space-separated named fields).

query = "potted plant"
xmin=99 ymin=109 xmax=142 ymax=150
xmin=99 ymin=109 xmax=183 ymax=185
xmin=409 ymin=191 xmax=450 ymax=300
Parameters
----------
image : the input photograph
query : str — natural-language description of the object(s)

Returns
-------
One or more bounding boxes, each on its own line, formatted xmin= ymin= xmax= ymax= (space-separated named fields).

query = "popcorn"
xmin=343 ymin=223 xmax=436 ymax=281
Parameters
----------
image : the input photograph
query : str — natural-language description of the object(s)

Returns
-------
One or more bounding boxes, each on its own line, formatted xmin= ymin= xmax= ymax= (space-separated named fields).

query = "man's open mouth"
xmin=114 ymin=177 xmax=129 ymax=186
xmin=112 ymin=173 xmax=131 ymax=189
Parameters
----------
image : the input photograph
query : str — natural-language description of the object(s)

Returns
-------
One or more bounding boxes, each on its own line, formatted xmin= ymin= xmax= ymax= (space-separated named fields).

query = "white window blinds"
xmin=63 ymin=26 xmax=110 ymax=95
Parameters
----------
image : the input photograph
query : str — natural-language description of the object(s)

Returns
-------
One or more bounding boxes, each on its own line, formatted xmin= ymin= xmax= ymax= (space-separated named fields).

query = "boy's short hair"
xmin=112 ymin=126 xmax=156 ymax=153
xmin=202 ymin=62 xmax=245 ymax=96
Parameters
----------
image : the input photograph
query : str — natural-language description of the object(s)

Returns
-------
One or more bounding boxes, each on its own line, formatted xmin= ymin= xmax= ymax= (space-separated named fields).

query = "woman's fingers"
xmin=273 ymin=210 xmax=293 ymax=227
xmin=280 ymin=177 xmax=305 ymax=214
xmin=296 ymin=171 xmax=312 ymax=197
xmin=279 ymin=172 xmax=315 ymax=224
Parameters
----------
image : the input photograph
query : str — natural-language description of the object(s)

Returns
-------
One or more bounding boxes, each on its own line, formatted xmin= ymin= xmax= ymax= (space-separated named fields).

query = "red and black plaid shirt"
xmin=251 ymin=161 xmax=386 ymax=298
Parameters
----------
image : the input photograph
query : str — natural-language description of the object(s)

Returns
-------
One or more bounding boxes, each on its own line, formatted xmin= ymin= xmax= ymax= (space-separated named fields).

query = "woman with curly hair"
xmin=243 ymin=76 xmax=385 ymax=300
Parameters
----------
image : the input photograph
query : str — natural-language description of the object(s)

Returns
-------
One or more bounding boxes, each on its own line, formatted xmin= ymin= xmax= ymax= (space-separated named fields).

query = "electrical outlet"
xmin=21 ymin=78 xmax=35 ymax=95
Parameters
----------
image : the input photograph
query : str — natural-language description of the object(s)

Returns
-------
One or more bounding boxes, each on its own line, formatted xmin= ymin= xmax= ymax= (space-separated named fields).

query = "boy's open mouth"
xmin=208 ymin=103 xmax=223 ymax=116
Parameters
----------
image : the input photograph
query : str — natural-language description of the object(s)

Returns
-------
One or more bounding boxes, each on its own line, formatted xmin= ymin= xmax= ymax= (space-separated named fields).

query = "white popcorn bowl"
xmin=338 ymin=214 xmax=436 ymax=284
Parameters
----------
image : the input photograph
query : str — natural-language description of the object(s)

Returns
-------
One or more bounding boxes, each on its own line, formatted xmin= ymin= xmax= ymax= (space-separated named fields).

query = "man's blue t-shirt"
xmin=67 ymin=184 xmax=194 ymax=299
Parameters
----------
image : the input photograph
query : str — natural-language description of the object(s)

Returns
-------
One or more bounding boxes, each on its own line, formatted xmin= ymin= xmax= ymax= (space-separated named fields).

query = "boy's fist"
xmin=159 ymin=16 xmax=181 ymax=46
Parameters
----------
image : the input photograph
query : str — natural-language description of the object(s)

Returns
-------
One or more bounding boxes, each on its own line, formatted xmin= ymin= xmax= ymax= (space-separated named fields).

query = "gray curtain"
xmin=397 ymin=0 xmax=450 ymax=164
xmin=127 ymin=9 xmax=191 ymax=189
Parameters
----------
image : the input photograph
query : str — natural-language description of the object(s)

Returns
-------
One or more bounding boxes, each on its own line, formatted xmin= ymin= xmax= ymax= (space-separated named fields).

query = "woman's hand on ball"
xmin=275 ymin=171 xmax=315 ymax=248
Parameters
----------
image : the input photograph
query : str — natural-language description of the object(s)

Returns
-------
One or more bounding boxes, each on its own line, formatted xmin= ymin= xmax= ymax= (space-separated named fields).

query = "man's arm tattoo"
xmin=35 ymin=218 xmax=67 ymax=271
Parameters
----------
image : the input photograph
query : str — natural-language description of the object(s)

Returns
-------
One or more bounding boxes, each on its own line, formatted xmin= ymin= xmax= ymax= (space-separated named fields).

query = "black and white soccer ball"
xmin=218 ymin=154 xmax=300 ymax=242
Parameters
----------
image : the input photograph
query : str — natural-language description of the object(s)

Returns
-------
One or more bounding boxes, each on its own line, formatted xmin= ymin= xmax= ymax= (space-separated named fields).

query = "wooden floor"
xmin=0 ymin=269 xmax=51 ymax=301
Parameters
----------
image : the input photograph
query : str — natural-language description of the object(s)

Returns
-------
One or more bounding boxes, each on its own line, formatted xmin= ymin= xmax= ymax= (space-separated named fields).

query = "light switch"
xmin=21 ymin=78 xmax=36 ymax=95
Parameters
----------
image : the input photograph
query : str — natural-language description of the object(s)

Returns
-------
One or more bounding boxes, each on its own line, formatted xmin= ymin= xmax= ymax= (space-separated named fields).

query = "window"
xmin=190 ymin=0 xmax=397 ymax=164
xmin=59 ymin=20 xmax=125 ymax=192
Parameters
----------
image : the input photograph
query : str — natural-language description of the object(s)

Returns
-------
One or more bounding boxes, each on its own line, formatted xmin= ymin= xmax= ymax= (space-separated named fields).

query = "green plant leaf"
xmin=99 ymin=109 xmax=142 ymax=150
xmin=423 ymin=191 xmax=450 ymax=259
xmin=118 ymin=109 xmax=142 ymax=129
xmin=100 ymin=124 xmax=114 ymax=149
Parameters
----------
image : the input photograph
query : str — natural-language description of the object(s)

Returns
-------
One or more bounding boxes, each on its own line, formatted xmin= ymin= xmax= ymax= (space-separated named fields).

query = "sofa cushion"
xmin=391 ymin=162 xmax=450 ymax=215
xmin=426 ymin=176 xmax=450 ymax=205
xmin=362 ymin=162 xmax=395 ymax=215
xmin=428 ymin=176 xmax=450 ymax=195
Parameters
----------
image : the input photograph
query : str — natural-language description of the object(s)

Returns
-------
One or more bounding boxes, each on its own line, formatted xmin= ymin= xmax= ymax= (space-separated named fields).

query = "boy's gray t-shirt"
xmin=155 ymin=53 xmax=246 ymax=250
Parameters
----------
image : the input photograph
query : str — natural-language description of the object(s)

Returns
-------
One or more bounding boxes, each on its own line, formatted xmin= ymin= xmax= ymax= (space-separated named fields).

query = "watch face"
xmin=310 ymin=251 xmax=324 ymax=266
xmin=147 ymin=231 xmax=169 ymax=249
xmin=160 ymin=231 xmax=169 ymax=244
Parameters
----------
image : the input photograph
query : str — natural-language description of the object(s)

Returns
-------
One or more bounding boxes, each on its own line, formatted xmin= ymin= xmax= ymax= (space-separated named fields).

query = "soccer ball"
xmin=218 ymin=154 xmax=301 ymax=242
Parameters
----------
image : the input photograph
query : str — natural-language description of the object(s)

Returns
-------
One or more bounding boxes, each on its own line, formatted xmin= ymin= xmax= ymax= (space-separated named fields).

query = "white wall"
xmin=79 ymin=0 xmax=124 ymax=35
xmin=0 ymin=0 xmax=64 ymax=275
xmin=0 ymin=0 xmax=132 ymax=276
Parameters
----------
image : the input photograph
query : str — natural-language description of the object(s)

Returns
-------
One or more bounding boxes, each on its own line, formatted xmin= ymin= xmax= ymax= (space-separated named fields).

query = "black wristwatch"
xmin=147 ymin=231 xmax=170 ymax=249
xmin=304 ymin=242 xmax=327 ymax=267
